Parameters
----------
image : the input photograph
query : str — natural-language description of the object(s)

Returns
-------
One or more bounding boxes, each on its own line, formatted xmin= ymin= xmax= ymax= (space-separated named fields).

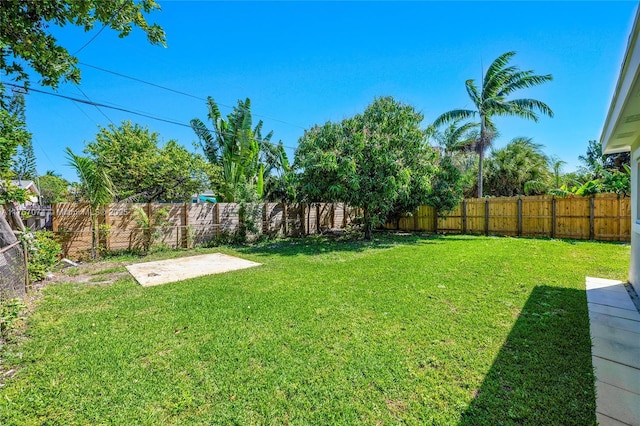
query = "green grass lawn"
xmin=0 ymin=234 xmax=629 ymax=425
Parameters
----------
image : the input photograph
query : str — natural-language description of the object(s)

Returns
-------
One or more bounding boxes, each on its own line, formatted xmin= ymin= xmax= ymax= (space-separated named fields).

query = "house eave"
xmin=601 ymin=5 xmax=640 ymax=155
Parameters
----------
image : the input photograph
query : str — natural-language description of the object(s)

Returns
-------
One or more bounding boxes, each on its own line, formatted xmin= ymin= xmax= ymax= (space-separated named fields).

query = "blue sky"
xmin=17 ymin=1 xmax=639 ymax=182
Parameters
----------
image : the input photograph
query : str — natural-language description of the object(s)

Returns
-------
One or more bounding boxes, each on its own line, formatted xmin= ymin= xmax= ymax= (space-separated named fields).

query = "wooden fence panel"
xmin=465 ymin=199 xmax=486 ymax=234
xmin=438 ymin=204 xmax=463 ymax=233
xmin=620 ymin=197 xmax=632 ymax=241
xmin=217 ymin=203 xmax=240 ymax=235
xmin=521 ymin=197 xmax=552 ymax=237
xmin=189 ymin=203 xmax=217 ymax=245
xmin=488 ymin=197 xmax=518 ymax=236
xmin=556 ymin=197 xmax=590 ymax=240
xmin=594 ymin=195 xmax=630 ymax=241
xmin=53 ymin=203 xmax=92 ymax=257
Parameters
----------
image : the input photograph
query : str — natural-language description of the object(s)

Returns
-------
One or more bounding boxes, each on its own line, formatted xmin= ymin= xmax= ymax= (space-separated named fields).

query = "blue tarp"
xmin=199 ymin=195 xmax=217 ymax=203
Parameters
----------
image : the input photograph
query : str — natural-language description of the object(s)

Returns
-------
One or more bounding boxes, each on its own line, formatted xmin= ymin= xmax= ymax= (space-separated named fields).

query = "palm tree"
xmin=549 ymin=156 xmax=566 ymax=189
xmin=430 ymin=117 xmax=479 ymax=157
xmin=434 ymin=51 xmax=553 ymax=197
xmin=65 ymin=148 xmax=113 ymax=258
xmin=484 ymin=137 xmax=551 ymax=196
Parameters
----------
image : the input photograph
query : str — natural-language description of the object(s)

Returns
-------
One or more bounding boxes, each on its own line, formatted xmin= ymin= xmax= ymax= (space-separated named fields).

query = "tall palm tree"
xmin=550 ymin=156 xmax=566 ymax=189
xmin=430 ymin=117 xmax=479 ymax=156
xmin=66 ymin=148 xmax=113 ymax=258
xmin=434 ymin=51 xmax=553 ymax=197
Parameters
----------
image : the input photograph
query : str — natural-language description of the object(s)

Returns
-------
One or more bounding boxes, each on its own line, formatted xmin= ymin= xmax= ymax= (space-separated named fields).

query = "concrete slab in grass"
xmin=126 ymin=253 xmax=261 ymax=287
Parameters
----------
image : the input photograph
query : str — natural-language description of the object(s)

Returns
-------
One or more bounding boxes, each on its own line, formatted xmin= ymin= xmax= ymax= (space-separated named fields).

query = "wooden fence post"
xmin=551 ymin=197 xmax=557 ymax=239
xmin=215 ymin=203 xmax=220 ymax=238
xmin=103 ymin=204 xmax=111 ymax=250
xmin=283 ymin=203 xmax=288 ymax=236
xmin=343 ymin=203 xmax=347 ymax=229
xmin=517 ymin=198 xmax=523 ymax=237
xmin=331 ymin=204 xmax=335 ymax=229
xmin=433 ymin=209 xmax=438 ymax=234
xmin=589 ymin=197 xmax=595 ymax=240
xmin=462 ymin=200 xmax=467 ymax=234
xmin=316 ymin=204 xmax=321 ymax=234
xmin=301 ymin=204 xmax=306 ymax=235
xmin=484 ymin=200 xmax=489 ymax=236
xmin=414 ymin=208 xmax=419 ymax=231
xmin=52 ymin=204 xmax=59 ymax=232
xmin=182 ymin=203 xmax=189 ymax=248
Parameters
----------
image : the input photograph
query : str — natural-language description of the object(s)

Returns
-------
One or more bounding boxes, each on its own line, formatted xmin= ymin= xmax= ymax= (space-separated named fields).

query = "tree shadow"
xmin=460 ymin=286 xmax=596 ymax=425
xmin=236 ymin=232 xmax=448 ymax=258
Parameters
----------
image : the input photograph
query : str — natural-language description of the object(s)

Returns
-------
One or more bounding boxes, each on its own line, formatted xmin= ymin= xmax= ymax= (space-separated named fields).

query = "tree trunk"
xmin=477 ymin=115 xmax=487 ymax=198
xmin=0 ymin=213 xmax=18 ymax=247
xmin=363 ymin=208 xmax=372 ymax=240
xmin=477 ymin=147 xmax=484 ymax=198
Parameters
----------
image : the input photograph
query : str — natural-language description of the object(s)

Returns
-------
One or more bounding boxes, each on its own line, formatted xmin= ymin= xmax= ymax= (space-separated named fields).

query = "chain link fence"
xmin=0 ymin=240 xmax=27 ymax=299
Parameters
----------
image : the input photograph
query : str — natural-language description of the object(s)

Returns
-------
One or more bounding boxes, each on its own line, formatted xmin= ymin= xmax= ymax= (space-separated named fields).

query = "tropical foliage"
xmin=191 ymin=97 xmax=287 ymax=202
xmin=296 ymin=96 xmax=437 ymax=239
xmin=65 ymin=147 xmax=113 ymax=258
xmin=434 ymin=51 xmax=553 ymax=197
xmin=484 ymin=137 xmax=551 ymax=197
xmin=38 ymin=171 xmax=70 ymax=204
xmin=0 ymin=0 xmax=165 ymax=94
xmin=84 ymin=121 xmax=214 ymax=202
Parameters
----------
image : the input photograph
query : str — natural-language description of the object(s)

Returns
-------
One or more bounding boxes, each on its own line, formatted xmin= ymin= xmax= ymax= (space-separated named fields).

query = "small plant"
xmin=97 ymin=223 xmax=112 ymax=255
xmin=132 ymin=206 xmax=171 ymax=252
xmin=22 ymin=230 xmax=62 ymax=282
xmin=0 ymin=298 xmax=26 ymax=340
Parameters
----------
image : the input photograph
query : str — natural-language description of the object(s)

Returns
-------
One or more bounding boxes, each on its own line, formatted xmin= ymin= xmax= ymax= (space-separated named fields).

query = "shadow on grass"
xmin=236 ymin=232 xmax=453 ymax=257
xmin=460 ymin=285 xmax=596 ymax=426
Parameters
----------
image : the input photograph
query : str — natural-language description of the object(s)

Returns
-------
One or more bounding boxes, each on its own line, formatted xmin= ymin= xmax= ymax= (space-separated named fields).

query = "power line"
xmin=78 ymin=61 xmax=307 ymax=129
xmin=9 ymin=83 xmax=299 ymax=151
xmin=74 ymin=84 xmax=114 ymax=125
xmin=73 ymin=2 xmax=127 ymax=55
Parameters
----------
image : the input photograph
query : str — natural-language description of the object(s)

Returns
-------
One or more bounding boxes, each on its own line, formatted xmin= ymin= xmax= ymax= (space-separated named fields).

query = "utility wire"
xmin=8 ymin=83 xmax=299 ymax=151
xmin=73 ymin=2 xmax=127 ymax=55
xmin=78 ymin=62 xmax=307 ymax=129
xmin=74 ymin=84 xmax=114 ymax=125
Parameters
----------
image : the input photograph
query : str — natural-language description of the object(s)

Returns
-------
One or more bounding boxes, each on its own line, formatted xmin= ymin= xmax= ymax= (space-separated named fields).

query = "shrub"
xmin=0 ymin=298 xmax=26 ymax=340
xmin=23 ymin=230 xmax=62 ymax=282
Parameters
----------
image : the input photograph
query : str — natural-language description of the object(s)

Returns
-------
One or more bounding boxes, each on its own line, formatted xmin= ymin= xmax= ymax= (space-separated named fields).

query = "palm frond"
xmin=465 ymin=80 xmax=481 ymax=107
xmin=65 ymin=147 xmax=113 ymax=206
xmin=510 ymin=98 xmax=554 ymax=118
xmin=432 ymin=109 xmax=476 ymax=128
xmin=500 ymin=72 xmax=553 ymax=97
xmin=482 ymin=65 xmax=518 ymax=100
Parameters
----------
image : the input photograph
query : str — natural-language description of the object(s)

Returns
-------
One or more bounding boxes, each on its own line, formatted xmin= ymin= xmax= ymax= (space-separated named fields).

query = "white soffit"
xmin=601 ymin=6 xmax=640 ymax=154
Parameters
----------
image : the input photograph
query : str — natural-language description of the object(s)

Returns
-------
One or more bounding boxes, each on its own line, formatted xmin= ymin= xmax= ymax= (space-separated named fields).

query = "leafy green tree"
xmin=434 ymin=51 xmax=553 ymax=197
xmin=38 ymin=171 xmax=69 ymax=204
xmin=0 ymin=0 xmax=165 ymax=93
xmin=484 ymin=137 xmax=551 ymax=197
xmin=0 ymin=92 xmax=30 ymax=176
xmin=578 ymin=139 xmax=630 ymax=178
xmin=191 ymin=97 xmax=282 ymax=202
xmin=85 ymin=121 xmax=213 ymax=202
xmin=0 ymin=92 xmax=31 ymax=246
xmin=426 ymin=156 xmax=465 ymax=223
xmin=12 ymin=140 xmax=36 ymax=181
xmin=296 ymin=96 xmax=437 ymax=239
xmin=65 ymin=148 xmax=113 ymax=258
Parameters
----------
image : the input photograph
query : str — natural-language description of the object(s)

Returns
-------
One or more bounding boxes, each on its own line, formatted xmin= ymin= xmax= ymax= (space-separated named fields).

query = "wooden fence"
xmin=52 ymin=194 xmax=631 ymax=258
xmin=52 ymin=202 xmax=360 ymax=257
xmin=385 ymin=194 xmax=631 ymax=242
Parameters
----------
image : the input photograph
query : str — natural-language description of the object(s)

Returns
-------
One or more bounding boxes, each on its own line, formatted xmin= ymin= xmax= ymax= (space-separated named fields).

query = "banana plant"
xmin=191 ymin=97 xmax=275 ymax=201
